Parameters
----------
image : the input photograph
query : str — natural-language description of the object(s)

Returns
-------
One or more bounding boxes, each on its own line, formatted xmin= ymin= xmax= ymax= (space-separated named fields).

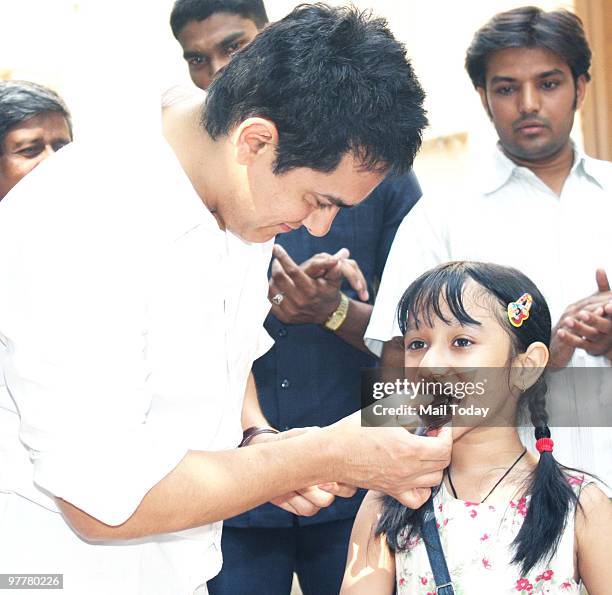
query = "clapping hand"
xmin=550 ymin=269 xmax=612 ymax=368
xmin=268 ymin=245 xmax=368 ymax=325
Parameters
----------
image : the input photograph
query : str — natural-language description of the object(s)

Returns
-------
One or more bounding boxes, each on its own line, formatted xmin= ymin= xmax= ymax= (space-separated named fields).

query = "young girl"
xmin=341 ymin=262 xmax=611 ymax=594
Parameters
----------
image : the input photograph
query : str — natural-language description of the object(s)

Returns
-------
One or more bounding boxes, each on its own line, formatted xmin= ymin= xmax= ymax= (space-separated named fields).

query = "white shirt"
xmin=366 ymin=144 xmax=612 ymax=489
xmin=0 ymin=139 xmax=274 ymax=594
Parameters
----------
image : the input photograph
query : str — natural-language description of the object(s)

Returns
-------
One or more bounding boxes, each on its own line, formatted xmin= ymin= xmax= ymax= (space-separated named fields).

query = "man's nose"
xmin=518 ymin=83 xmax=541 ymax=115
xmin=302 ymin=206 xmax=340 ymax=237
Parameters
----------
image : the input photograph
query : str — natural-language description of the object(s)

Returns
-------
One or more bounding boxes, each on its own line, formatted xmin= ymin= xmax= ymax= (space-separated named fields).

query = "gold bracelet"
xmin=323 ymin=292 xmax=349 ymax=331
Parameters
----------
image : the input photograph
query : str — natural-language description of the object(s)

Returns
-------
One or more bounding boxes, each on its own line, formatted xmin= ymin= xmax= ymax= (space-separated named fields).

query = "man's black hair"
xmin=170 ymin=0 xmax=269 ymax=39
xmin=466 ymin=6 xmax=592 ymax=88
xmin=203 ymin=3 xmax=427 ymax=176
xmin=0 ymin=81 xmax=72 ymax=154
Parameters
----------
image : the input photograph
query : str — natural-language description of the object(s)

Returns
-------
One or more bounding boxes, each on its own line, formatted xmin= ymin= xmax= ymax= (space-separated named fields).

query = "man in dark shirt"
xmin=170 ymin=2 xmax=422 ymax=593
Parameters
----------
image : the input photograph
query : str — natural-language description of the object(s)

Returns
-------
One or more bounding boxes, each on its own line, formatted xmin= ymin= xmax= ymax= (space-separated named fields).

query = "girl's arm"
xmin=340 ymin=490 xmax=396 ymax=595
xmin=575 ymin=483 xmax=612 ymax=593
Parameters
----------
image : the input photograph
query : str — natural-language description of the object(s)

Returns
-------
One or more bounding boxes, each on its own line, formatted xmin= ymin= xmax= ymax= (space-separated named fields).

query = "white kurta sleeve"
xmin=255 ymin=328 xmax=275 ymax=361
xmin=0 ymin=146 xmax=190 ymax=526
xmin=365 ymin=194 xmax=452 ymax=356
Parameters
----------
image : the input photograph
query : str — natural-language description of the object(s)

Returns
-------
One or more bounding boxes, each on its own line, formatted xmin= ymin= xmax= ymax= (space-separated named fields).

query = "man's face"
xmin=477 ymin=46 xmax=586 ymax=163
xmin=235 ymin=151 xmax=384 ymax=243
xmin=0 ymin=111 xmax=71 ymax=200
xmin=177 ymin=12 xmax=260 ymax=90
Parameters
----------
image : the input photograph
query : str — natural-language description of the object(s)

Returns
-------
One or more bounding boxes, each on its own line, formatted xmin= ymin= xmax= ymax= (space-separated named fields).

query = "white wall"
xmin=0 ymin=0 xmax=580 ymax=189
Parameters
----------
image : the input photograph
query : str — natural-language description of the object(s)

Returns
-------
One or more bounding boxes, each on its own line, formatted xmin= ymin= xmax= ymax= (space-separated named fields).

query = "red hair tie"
xmin=536 ymin=437 xmax=554 ymax=453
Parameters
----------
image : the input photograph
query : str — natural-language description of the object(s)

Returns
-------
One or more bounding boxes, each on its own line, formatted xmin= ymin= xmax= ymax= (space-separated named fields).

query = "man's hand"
xmin=550 ymin=269 xmax=612 ymax=367
xmin=268 ymin=244 xmax=368 ymax=325
xmin=253 ymin=427 xmax=357 ymax=516
xmin=326 ymin=412 xmax=452 ymax=509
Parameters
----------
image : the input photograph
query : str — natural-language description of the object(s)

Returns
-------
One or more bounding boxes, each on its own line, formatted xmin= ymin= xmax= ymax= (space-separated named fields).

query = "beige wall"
xmin=576 ymin=0 xmax=612 ymax=160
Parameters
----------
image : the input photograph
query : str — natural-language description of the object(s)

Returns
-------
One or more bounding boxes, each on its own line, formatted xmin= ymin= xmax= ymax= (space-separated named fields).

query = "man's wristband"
xmin=239 ymin=426 xmax=279 ymax=447
xmin=323 ymin=292 xmax=350 ymax=331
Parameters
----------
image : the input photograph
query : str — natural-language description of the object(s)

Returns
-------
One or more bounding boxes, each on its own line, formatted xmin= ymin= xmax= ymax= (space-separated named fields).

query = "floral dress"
xmin=395 ymin=476 xmax=587 ymax=594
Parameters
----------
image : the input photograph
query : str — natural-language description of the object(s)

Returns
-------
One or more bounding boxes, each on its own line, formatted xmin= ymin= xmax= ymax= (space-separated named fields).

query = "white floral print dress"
xmin=395 ymin=476 xmax=587 ymax=594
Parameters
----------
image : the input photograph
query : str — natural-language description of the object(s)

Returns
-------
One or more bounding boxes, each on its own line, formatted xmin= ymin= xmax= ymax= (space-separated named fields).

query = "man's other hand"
xmin=268 ymin=244 xmax=368 ymax=325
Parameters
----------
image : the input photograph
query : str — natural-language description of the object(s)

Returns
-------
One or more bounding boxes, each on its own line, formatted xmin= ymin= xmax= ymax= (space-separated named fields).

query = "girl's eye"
xmin=406 ymin=339 xmax=426 ymax=351
xmin=453 ymin=337 xmax=473 ymax=348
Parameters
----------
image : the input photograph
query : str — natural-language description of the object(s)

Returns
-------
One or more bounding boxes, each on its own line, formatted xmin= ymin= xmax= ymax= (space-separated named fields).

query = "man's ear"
xmin=476 ymin=86 xmax=493 ymax=120
xmin=574 ymin=74 xmax=588 ymax=111
xmin=231 ymin=118 xmax=279 ymax=166
xmin=510 ymin=341 xmax=550 ymax=394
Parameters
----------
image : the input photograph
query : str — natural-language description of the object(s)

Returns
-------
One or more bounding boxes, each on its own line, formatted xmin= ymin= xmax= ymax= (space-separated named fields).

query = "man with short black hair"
xmin=171 ymin=0 xmax=268 ymax=90
xmin=367 ymin=6 xmax=612 ymax=491
xmin=0 ymin=80 xmax=72 ymax=200
xmin=0 ymin=5 xmax=448 ymax=594
xmin=170 ymin=3 xmax=424 ymax=593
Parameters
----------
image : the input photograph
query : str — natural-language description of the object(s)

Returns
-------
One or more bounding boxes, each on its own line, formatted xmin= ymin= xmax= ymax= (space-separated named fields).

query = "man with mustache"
xmin=366 ymin=6 xmax=612 ymax=489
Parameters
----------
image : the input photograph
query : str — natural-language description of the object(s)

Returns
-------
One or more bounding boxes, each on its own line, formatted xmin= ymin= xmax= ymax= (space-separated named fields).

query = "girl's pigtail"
xmin=376 ymin=493 xmax=429 ymax=551
xmin=511 ymin=377 xmax=578 ymax=575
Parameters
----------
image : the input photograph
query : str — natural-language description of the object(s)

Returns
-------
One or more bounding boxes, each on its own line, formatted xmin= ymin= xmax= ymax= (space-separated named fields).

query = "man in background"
xmin=170 ymin=2 xmax=423 ymax=593
xmin=171 ymin=0 xmax=267 ymax=91
xmin=0 ymin=80 xmax=72 ymax=200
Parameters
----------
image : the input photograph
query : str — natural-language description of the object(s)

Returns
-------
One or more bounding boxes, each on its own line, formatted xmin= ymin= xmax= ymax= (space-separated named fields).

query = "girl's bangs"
xmin=397 ymin=263 xmax=482 ymax=333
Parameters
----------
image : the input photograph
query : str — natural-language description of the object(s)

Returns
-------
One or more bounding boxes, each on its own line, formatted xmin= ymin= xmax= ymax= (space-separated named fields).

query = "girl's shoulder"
xmin=572 ymin=476 xmax=612 ymax=591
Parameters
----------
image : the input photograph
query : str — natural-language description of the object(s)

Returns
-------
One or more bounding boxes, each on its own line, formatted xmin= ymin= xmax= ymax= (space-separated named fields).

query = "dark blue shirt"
xmin=227 ymin=171 xmax=422 ymax=528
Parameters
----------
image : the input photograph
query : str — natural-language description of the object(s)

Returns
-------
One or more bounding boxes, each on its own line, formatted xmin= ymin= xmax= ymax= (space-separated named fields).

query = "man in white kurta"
xmin=0 ymin=137 xmax=275 ymax=593
xmin=0 ymin=5 xmax=453 ymax=594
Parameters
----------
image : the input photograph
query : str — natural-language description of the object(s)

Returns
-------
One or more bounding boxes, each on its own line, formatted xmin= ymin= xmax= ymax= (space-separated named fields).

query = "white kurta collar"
xmin=478 ymin=141 xmax=610 ymax=196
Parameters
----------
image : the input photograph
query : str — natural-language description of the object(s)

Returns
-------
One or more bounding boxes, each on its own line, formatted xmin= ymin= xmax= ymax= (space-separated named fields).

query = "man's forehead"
xmin=5 ymin=113 xmax=70 ymax=144
xmin=485 ymin=46 xmax=571 ymax=81
xmin=178 ymin=12 xmax=258 ymax=50
xmin=7 ymin=125 xmax=47 ymax=144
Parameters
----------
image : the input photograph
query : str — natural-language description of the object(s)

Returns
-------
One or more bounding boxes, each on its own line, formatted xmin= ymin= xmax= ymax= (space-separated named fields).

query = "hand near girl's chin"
xmin=394 ymin=487 xmax=432 ymax=509
xmin=403 ymin=425 xmax=452 ymax=509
